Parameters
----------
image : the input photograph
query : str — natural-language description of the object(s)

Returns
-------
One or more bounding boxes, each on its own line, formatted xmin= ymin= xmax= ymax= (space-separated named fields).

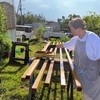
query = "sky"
xmin=13 ymin=0 xmax=100 ymax=22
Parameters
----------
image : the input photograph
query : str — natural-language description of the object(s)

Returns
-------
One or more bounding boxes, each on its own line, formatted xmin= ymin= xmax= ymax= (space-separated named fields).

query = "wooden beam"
xmin=44 ymin=45 xmax=58 ymax=86
xmin=65 ymin=48 xmax=82 ymax=91
xmin=60 ymin=48 xmax=66 ymax=89
xmin=32 ymin=59 xmax=49 ymax=93
xmin=21 ymin=42 xmax=51 ymax=81
xmin=42 ymin=41 xmax=51 ymax=51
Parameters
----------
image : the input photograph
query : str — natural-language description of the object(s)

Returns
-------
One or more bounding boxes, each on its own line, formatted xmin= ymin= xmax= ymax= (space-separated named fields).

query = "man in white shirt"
xmin=54 ymin=17 xmax=100 ymax=100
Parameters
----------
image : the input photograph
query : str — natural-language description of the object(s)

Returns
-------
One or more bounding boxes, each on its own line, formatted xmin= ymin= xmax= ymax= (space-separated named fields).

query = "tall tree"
xmin=68 ymin=14 xmax=80 ymax=20
xmin=83 ymin=12 xmax=100 ymax=35
xmin=16 ymin=12 xmax=46 ymax=25
xmin=57 ymin=14 xmax=80 ymax=31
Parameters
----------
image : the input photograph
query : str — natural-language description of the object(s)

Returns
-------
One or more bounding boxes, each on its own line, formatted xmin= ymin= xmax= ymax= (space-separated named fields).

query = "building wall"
xmin=0 ymin=1 xmax=15 ymax=29
xmin=0 ymin=0 xmax=16 ymax=41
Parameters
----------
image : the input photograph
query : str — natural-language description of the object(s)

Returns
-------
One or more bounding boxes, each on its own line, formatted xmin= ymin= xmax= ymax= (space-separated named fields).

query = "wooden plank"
xmin=26 ymin=41 xmax=51 ymax=78
xmin=44 ymin=45 xmax=58 ymax=86
xmin=60 ymin=48 xmax=66 ymax=88
xmin=21 ymin=58 xmax=40 ymax=81
xmin=21 ymin=42 xmax=51 ymax=81
xmin=45 ymin=60 xmax=54 ymax=87
xmin=65 ymin=48 xmax=82 ymax=91
xmin=21 ymin=66 xmax=31 ymax=81
xmin=26 ymin=59 xmax=40 ymax=79
xmin=42 ymin=41 xmax=51 ymax=51
xmin=32 ymin=44 xmax=53 ymax=93
xmin=32 ymin=59 xmax=48 ymax=93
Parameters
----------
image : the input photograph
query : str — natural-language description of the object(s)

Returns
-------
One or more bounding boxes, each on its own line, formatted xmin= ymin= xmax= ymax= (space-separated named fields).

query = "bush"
xmin=0 ymin=34 xmax=11 ymax=58
xmin=0 ymin=6 xmax=7 ymax=32
xmin=49 ymin=36 xmax=70 ymax=43
xmin=0 ymin=6 xmax=11 ymax=59
xmin=34 ymin=25 xmax=46 ymax=43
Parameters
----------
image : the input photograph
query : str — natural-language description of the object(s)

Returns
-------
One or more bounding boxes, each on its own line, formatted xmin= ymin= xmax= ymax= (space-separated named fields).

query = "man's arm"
xmin=56 ymin=44 xmax=64 ymax=48
xmin=49 ymin=44 xmax=64 ymax=48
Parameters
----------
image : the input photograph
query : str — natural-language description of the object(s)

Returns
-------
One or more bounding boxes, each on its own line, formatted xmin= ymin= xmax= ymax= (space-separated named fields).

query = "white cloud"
xmin=40 ymin=4 xmax=49 ymax=9
xmin=25 ymin=0 xmax=41 ymax=3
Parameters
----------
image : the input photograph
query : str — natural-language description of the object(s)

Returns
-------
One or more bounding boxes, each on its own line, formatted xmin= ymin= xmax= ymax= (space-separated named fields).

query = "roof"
xmin=16 ymin=25 xmax=33 ymax=28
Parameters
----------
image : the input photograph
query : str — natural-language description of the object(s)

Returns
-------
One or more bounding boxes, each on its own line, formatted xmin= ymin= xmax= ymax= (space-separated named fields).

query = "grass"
xmin=0 ymin=41 xmax=84 ymax=100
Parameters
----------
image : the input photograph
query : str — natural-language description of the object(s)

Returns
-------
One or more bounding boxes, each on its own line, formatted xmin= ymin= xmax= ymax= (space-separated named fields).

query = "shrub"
xmin=49 ymin=36 xmax=70 ymax=43
xmin=0 ymin=34 xmax=11 ymax=58
xmin=34 ymin=25 xmax=46 ymax=43
xmin=0 ymin=6 xmax=7 ymax=32
xmin=0 ymin=6 xmax=11 ymax=59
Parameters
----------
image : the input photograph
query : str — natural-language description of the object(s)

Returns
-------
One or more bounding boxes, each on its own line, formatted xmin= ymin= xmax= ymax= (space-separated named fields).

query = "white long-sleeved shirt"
xmin=63 ymin=31 xmax=100 ymax=61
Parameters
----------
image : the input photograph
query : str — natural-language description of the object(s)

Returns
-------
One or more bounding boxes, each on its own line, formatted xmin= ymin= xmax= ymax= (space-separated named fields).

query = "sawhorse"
xmin=9 ymin=42 xmax=29 ymax=64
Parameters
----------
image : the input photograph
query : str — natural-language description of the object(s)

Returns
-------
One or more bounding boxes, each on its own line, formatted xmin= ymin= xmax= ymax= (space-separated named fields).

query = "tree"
xmin=57 ymin=14 xmax=80 ymax=32
xmin=68 ymin=14 xmax=80 ymax=20
xmin=16 ymin=12 xmax=46 ymax=25
xmin=83 ymin=12 xmax=100 ymax=35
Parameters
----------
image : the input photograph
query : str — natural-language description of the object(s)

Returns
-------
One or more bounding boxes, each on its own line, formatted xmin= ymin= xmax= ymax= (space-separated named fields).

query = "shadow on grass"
xmin=40 ymin=85 xmax=46 ymax=100
xmin=46 ymin=70 xmax=66 ymax=100
xmin=0 ymin=63 xmax=9 ymax=73
xmin=29 ymin=69 xmax=70 ymax=100
xmin=32 ymin=70 xmax=59 ymax=100
xmin=0 ymin=60 xmax=26 ymax=74
xmin=53 ymin=70 xmax=58 ymax=100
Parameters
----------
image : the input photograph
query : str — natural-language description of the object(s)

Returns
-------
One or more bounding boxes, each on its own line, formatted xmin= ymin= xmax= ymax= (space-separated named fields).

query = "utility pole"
xmin=17 ymin=0 xmax=24 ymax=25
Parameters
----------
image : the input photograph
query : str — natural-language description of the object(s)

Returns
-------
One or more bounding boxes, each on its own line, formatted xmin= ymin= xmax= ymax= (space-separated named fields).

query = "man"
xmin=52 ymin=17 xmax=100 ymax=100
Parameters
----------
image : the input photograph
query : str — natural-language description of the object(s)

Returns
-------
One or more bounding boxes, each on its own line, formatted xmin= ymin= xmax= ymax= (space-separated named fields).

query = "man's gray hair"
xmin=69 ymin=17 xmax=86 ymax=29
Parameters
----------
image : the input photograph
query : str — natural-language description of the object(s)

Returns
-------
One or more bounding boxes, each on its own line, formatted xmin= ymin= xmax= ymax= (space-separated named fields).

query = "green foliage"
xmin=60 ymin=36 xmax=70 ymax=42
xmin=0 ymin=34 xmax=11 ymax=58
xmin=58 ymin=12 xmax=100 ymax=36
xmin=49 ymin=36 xmax=70 ymax=44
xmin=34 ymin=25 xmax=46 ymax=43
xmin=58 ymin=14 xmax=80 ymax=31
xmin=16 ymin=12 xmax=46 ymax=25
xmin=0 ymin=6 xmax=7 ymax=33
xmin=0 ymin=6 xmax=11 ymax=59
xmin=83 ymin=12 xmax=100 ymax=35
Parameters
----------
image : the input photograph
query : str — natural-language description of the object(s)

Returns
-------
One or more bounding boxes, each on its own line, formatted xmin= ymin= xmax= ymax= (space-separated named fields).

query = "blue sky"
xmin=14 ymin=0 xmax=100 ymax=22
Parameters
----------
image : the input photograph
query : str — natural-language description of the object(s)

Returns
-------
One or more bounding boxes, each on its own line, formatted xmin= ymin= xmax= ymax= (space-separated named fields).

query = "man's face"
xmin=69 ymin=26 xmax=78 ymax=36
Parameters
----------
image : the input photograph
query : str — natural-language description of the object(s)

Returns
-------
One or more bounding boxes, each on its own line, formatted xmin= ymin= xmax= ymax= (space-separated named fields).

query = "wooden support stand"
xmin=9 ymin=42 xmax=29 ymax=64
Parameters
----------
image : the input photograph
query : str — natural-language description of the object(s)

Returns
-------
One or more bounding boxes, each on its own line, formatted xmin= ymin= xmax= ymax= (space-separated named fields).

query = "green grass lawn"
xmin=0 ymin=41 xmax=84 ymax=100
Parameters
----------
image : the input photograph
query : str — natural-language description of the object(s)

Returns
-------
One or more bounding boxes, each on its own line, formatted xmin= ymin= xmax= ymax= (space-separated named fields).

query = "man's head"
xmin=69 ymin=17 xmax=86 ymax=38
xmin=69 ymin=17 xmax=86 ymax=29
